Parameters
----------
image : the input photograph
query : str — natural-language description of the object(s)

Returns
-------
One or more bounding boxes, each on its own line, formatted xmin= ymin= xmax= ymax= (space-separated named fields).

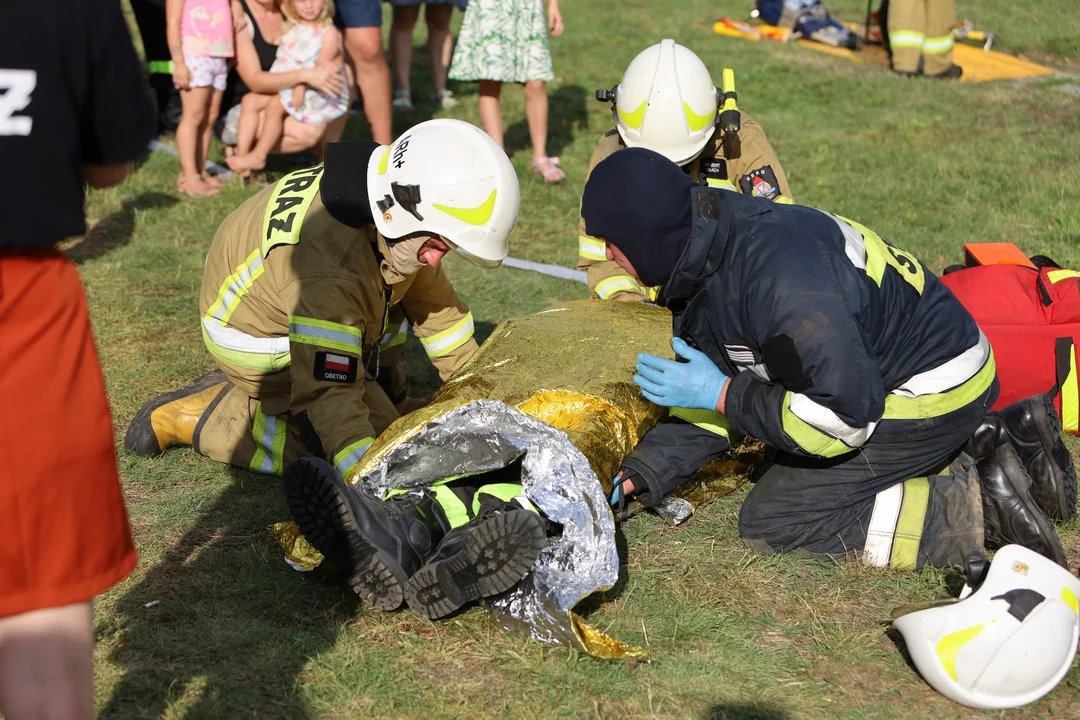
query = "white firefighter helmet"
xmin=892 ymin=545 xmax=1080 ymax=710
xmin=367 ymin=118 xmax=519 ymax=267
xmin=611 ymin=39 xmax=718 ymax=165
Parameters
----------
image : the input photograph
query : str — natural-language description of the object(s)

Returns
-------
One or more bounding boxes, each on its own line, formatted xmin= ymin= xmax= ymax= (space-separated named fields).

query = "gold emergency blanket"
xmin=275 ymin=299 xmax=764 ymax=657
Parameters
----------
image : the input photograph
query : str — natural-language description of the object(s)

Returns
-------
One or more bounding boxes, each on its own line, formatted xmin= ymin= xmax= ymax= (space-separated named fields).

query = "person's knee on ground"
xmin=0 ymin=602 xmax=95 ymax=720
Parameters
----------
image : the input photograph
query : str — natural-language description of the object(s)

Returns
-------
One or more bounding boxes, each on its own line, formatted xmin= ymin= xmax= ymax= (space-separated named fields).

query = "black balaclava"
xmin=580 ymin=147 xmax=695 ymax=288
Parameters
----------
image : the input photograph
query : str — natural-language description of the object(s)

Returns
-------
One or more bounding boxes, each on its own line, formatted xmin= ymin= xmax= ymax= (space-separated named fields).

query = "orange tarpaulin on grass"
xmin=712 ymin=20 xmax=1056 ymax=83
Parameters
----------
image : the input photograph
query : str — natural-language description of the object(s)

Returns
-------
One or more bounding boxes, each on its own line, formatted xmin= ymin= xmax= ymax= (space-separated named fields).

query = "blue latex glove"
xmin=634 ymin=337 xmax=729 ymax=411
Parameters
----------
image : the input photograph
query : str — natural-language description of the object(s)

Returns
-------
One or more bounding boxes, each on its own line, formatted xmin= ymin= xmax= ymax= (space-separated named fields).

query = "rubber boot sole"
xmin=404 ymin=511 xmax=545 ymax=620
xmin=283 ymin=459 xmax=405 ymax=611
xmin=124 ymin=370 xmax=227 ymax=456
xmin=1026 ymin=395 xmax=1078 ymax=523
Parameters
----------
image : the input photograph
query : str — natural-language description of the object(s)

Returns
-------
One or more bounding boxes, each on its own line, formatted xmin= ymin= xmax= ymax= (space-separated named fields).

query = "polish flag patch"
xmin=314 ymin=351 xmax=358 ymax=383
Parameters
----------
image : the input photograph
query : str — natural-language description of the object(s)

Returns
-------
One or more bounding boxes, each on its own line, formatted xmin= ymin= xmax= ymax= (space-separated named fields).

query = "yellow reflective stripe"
xmin=378 ymin=147 xmax=390 ymax=175
xmin=890 ymin=30 xmax=925 ymax=49
xmin=923 ymin=34 xmax=955 ymax=54
xmin=773 ymin=195 xmax=794 ymax=205
xmin=1063 ymin=587 xmax=1079 ymax=615
xmin=261 ymin=166 xmax=323 ymax=257
xmin=579 ymin=236 xmax=608 ymax=262
xmin=288 ymin=316 xmax=364 ymax=355
xmin=595 ymin=275 xmax=645 ymax=300
xmin=1047 ymin=269 xmax=1080 ymax=284
xmin=937 ymin=622 xmax=991 ymax=681
xmin=780 ymin=394 xmax=854 ymax=457
xmin=721 ymin=68 xmax=737 ymax=113
xmin=201 ymin=325 xmax=291 ymax=372
xmin=884 ymin=352 xmax=996 ymax=420
xmin=670 ymin=407 xmax=730 ymax=438
xmin=430 ymin=485 xmax=470 ymax=528
xmin=432 ymin=189 xmax=496 ymax=227
xmin=618 ymin=100 xmax=647 ymax=130
xmin=705 ymin=177 xmax=737 ymax=191
xmin=147 ymin=60 xmax=174 ymax=74
xmin=840 ymin=215 xmax=926 ymax=295
xmin=1063 ymin=348 xmax=1078 ymax=433
xmin=381 ymin=319 xmax=408 ymax=350
xmin=889 ymin=477 xmax=929 ymax=569
xmin=250 ymin=405 xmax=286 ymax=475
xmin=473 ymin=483 xmax=537 ymax=514
xmin=683 ymin=102 xmax=715 ymax=132
xmin=205 ymin=249 xmax=265 ymax=326
xmin=334 ymin=437 xmax=374 ymax=476
xmin=419 ymin=312 xmax=474 ymax=357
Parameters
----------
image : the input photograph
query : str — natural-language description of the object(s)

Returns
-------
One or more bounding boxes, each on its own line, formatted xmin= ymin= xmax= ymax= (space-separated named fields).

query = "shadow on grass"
xmin=505 ymin=84 xmax=589 ymax=159
xmin=100 ymin=468 xmax=358 ymax=718
xmin=66 ymin=192 xmax=177 ymax=265
xmin=703 ymin=702 xmax=787 ymax=719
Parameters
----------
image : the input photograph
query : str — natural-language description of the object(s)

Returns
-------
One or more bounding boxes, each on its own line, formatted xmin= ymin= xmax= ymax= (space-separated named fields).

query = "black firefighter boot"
xmin=976 ymin=443 xmax=1069 ymax=568
xmin=969 ymin=394 xmax=1078 ymax=522
xmin=284 ymin=458 xmax=451 ymax=611
xmin=124 ymin=370 xmax=228 ymax=456
xmin=404 ymin=495 xmax=546 ymax=620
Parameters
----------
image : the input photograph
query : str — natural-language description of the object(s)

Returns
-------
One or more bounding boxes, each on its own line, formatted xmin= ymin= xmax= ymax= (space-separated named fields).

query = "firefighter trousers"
xmin=888 ymin=0 xmax=956 ymax=75
xmin=739 ymin=381 xmax=996 ymax=569
xmin=191 ymin=379 xmax=400 ymax=477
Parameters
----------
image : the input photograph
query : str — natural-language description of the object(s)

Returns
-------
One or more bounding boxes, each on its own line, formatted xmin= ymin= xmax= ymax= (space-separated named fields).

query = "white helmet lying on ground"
xmin=892 ymin=544 xmax=1080 ymax=710
xmin=607 ymin=39 xmax=719 ymax=165
xmin=368 ymin=118 xmax=520 ymax=267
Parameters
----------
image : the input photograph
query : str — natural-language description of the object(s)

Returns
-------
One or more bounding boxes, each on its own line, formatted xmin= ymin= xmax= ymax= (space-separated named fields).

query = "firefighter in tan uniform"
xmin=883 ymin=0 xmax=962 ymax=79
xmin=579 ymin=40 xmax=792 ymax=302
xmin=125 ymin=119 xmax=519 ymax=482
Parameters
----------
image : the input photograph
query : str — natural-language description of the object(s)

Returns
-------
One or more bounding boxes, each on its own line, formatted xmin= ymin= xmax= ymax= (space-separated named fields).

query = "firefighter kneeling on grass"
xmin=579 ymin=39 xmax=793 ymax=302
xmin=586 ymin=148 xmax=1076 ymax=571
xmin=126 ymin=119 xmax=547 ymax=618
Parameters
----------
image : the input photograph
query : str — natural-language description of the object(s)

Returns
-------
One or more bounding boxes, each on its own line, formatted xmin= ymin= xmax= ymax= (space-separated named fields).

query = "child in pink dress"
xmin=226 ymin=0 xmax=348 ymax=172
xmin=167 ymin=0 xmax=234 ymax=196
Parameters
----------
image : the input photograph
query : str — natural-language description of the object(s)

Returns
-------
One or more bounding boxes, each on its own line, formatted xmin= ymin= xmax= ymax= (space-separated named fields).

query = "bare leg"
xmin=201 ymin=88 xmax=225 ymax=183
xmin=390 ymin=6 xmax=419 ymax=95
xmin=524 ymin=80 xmax=549 ymax=161
xmin=0 ymin=602 xmax=95 ymax=720
xmin=425 ymin=5 xmax=454 ymax=96
xmin=343 ymin=26 xmax=393 ymax=144
xmin=477 ymin=80 xmax=504 ymax=149
xmin=234 ymin=92 xmax=270 ymax=157
xmin=176 ymin=86 xmax=218 ymax=195
xmin=227 ymin=97 xmax=287 ymax=172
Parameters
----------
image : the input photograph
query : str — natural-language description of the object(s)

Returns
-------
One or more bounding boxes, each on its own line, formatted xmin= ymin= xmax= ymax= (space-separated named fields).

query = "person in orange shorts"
xmin=0 ymin=1 xmax=155 ymax=717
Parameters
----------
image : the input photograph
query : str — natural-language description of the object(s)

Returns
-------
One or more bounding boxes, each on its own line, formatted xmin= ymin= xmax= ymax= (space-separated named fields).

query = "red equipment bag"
xmin=941 ymin=265 xmax=1080 ymax=434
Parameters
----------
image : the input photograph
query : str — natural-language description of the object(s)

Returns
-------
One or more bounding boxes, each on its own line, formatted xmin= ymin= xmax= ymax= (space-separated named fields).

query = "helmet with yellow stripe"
xmin=892 ymin=545 xmax=1080 ymax=710
xmin=367 ymin=118 xmax=520 ymax=267
xmin=607 ymin=40 xmax=719 ymax=165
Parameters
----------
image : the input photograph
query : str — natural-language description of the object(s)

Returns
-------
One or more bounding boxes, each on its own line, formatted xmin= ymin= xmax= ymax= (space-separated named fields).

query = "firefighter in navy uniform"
xmin=125 ymin=119 xmax=547 ymax=618
xmin=583 ymin=148 xmax=1074 ymax=571
xmin=578 ymin=39 xmax=792 ymax=302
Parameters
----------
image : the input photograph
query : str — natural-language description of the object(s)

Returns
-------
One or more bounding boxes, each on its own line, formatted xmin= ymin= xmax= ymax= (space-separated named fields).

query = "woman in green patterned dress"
xmin=448 ymin=0 xmax=565 ymax=183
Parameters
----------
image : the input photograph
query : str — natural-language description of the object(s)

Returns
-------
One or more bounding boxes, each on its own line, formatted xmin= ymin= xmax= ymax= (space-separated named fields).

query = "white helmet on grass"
xmin=367 ymin=118 xmax=519 ymax=267
xmin=892 ymin=544 xmax=1080 ymax=710
xmin=603 ymin=40 xmax=719 ymax=165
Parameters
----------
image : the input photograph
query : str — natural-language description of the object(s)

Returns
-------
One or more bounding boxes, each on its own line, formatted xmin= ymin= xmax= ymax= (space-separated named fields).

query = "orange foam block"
xmin=963 ymin=242 xmax=1036 ymax=268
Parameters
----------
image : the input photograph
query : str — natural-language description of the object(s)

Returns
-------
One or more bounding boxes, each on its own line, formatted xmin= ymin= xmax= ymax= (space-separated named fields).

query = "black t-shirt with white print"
xmin=0 ymin=0 xmax=155 ymax=249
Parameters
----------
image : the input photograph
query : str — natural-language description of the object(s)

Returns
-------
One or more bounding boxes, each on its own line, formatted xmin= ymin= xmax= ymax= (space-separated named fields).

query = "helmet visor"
xmin=444 ymin=237 xmax=504 ymax=269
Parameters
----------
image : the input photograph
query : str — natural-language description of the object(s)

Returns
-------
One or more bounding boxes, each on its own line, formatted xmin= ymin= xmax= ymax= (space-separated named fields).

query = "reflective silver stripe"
xmin=579 ymin=236 xmax=607 ymax=262
xmin=789 ymin=392 xmax=878 ymax=446
xmin=288 ymin=321 xmax=364 ymax=351
xmin=208 ymin=252 xmax=265 ymax=324
xmin=894 ymin=333 xmax=990 ymax=397
xmin=863 ymin=483 xmax=904 ymax=567
xmin=334 ymin=438 xmax=373 ymax=475
xmin=420 ymin=314 xmax=474 ymax=356
xmin=201 ymin=316 xmax=291 ymax=354
xmin=381 ymin=320 xmax=409 ymax=346
xmin=922 ymin=34 xmax=954 ymax=54
xmin=890 ymin=30 xmax=925 ymax=48
xmin=821 ymin=211 xmax=868 ymax=270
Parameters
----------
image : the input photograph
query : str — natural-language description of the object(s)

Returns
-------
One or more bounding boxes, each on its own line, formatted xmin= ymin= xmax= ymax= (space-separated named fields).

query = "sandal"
xmin=431 ymin=89 xmax=458 ymax=110
xmin=531 ymin=156 xmax=565 ymax=184
xmin=176 ymin=173 xmax=220 ymax=198
xmin=392 ymin=89 xmax=414 ymax=111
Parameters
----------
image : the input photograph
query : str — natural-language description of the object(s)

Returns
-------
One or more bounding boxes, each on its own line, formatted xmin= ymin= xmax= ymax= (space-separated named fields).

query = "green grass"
xmin=83 ymin=1 xmax=1080 ymax=717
